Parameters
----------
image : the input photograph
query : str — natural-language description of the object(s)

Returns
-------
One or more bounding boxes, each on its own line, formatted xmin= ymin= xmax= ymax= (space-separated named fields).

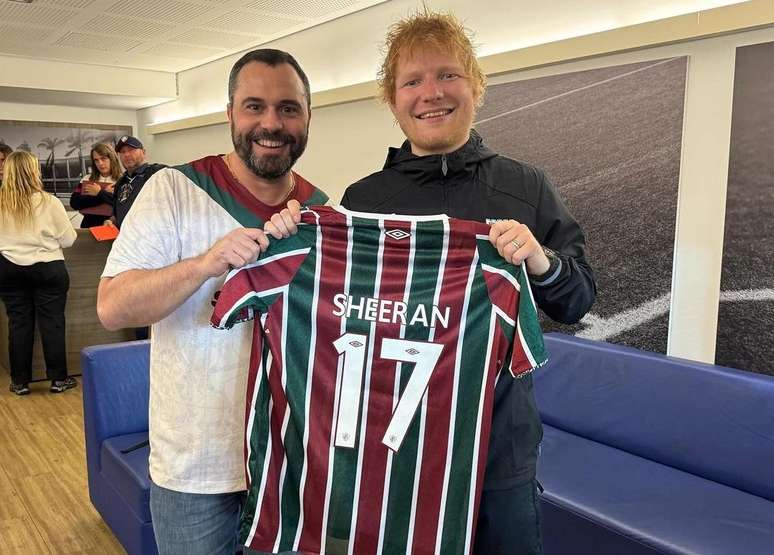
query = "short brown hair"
xmin=378 ymin=8 xmax=486 ymax=106
xmin=0 ymin=143 xmax=12 ymax=157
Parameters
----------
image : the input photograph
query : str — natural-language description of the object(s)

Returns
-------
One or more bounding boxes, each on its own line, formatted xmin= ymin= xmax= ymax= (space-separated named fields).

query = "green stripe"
xmin=439 ymin=266 xmax=492 ymax=554
xmin=175 ymin=163 xmax=266 ymax=228
xmin=381 ymin=220 xmax=445 ymax=554
xmin=239 ymin=343 xmax=272 ymax=544
xmin=326 ymin=216 xmax=381 ymax=545
xmin=517 ymin=268 xmax=548 ymax=366
xmin=276 ymin=242 xmax=320 ymax=550
xmin=304 ymin=189 xmax=329 ymax=207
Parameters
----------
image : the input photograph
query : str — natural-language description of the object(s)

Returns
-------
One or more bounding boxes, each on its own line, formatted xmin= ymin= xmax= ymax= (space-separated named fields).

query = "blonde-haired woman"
xmin=70 ymin=142 xmax=120 ymax=228
xmin=0 ymin=151 xmax=77 ymax=395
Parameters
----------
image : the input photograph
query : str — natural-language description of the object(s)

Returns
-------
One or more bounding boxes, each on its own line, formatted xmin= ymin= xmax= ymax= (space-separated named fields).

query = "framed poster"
xmin=477 ymin=57 xmax=687 ymax=353
xmin=716 ymin=41 xmax=774 ymax=376
xmin=0 ymin=120 xmax=132 ymax=196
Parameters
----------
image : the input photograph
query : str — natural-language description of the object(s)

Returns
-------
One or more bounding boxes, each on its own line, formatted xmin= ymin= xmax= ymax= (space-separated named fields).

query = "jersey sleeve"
xmin=211 ymin=233 xmax=312 ymax=329
xmin=478 ymin=239 xmax=548 ymax=376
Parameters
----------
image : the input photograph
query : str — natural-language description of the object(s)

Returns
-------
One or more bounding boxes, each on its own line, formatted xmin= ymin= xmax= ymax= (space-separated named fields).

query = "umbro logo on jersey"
xmin=405 ymin=348 xmax=420 ymax=356
xmin=385 ymin=229 xmax=410 ymax=240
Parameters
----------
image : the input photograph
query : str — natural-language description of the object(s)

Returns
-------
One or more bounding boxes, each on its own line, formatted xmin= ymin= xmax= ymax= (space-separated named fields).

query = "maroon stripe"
xmin=297 ymin=211 xmax=350 ymax=552
xmin=470 ymin=339 xmax=501 ymax=552
xmin=248 ymin=296 xmax=289 ymax=550
xmin=412 ymin=221 xmax=477 ymax=554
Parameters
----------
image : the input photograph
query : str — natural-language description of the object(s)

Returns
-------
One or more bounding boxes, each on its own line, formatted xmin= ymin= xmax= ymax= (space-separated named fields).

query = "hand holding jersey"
xmin=267 ymin=200 xmax=553 ymax=278
xmin=196 ymin=227 xmax=271 ymax=279
xmin=488 ymin=220 xmax=551 ymax=275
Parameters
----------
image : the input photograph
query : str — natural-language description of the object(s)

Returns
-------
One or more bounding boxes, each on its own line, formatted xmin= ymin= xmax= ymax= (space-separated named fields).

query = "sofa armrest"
xmin=81 ymin=340 xmax=150 ymax=474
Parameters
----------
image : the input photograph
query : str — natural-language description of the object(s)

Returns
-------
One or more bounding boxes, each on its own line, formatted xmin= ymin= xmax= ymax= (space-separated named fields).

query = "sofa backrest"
xmin=533 ymin=333 xmax=774 ymax=502
xmin=81 ymin=341 xmax=150 ymax=456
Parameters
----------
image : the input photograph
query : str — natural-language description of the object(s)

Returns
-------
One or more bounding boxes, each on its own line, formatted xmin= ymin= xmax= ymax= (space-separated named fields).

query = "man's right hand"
xmin=197 ymin=228 xmax=270 ymax=278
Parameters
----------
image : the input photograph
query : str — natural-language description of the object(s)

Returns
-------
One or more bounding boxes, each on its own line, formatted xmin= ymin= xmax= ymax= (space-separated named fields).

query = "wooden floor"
xmin=0 ymin=371 xmax=125 ymax=554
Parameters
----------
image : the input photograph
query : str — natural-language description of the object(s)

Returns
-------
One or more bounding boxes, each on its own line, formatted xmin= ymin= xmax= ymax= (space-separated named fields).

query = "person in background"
xmin=70 ymin=142 xmax=121 ymax=228
xmin=0 ymin=143 xmax=12 ymax=183
xmin=109 ymin=135 xmax=166 ymax=229
xmin=0 ymin=151 xmax=78 ymax=395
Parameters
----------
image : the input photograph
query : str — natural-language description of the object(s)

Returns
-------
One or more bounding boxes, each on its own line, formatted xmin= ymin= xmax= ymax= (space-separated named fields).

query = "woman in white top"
xmin=69 ymin=142 xmax=121 ymax=228
xmin=0 ymin=151 xmax=78 ymax=395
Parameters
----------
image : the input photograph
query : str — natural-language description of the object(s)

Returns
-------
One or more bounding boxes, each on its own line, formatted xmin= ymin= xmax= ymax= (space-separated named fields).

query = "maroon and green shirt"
xmin=211 ymin=206 xmax=548 ymax=555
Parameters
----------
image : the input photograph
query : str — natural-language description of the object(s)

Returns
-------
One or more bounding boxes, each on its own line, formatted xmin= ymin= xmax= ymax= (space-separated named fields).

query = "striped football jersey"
xmin=211 ymin=205 xmax=548 ymax=555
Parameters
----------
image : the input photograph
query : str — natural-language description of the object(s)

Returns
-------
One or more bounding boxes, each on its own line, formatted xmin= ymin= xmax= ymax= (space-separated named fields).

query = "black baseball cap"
xmin=115 ymin=135 xmax=143 ymax=152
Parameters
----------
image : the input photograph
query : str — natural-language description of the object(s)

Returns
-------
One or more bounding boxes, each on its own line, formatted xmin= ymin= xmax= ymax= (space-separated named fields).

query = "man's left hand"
xmin=489 ymin=220 xmax=551 ymax=275
xmin=265 ymin=199 xmax=302 ymax=239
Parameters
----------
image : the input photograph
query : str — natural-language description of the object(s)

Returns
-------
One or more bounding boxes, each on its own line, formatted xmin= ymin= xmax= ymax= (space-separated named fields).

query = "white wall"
xmin=138 ymin=22 xmax=774 ymax=364
xmin=0 ymin=101 xmax=136 ymax=129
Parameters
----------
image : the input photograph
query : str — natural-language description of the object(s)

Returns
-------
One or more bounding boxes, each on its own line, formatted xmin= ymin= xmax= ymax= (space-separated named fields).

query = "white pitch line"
xmin=576 ymin=293 xmax=671 ymax=341
xmin=474 ymin=58 xmax=679 ymax=126
xmin=576 ymin=288 xmax=774 ymax=341
xmin=719 ymin=288 xmax=774 ymax=303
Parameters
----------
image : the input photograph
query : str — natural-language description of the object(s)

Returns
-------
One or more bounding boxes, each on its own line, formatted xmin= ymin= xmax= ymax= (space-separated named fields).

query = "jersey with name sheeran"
xmin=211 ymin=205 xmax=548 ymax=555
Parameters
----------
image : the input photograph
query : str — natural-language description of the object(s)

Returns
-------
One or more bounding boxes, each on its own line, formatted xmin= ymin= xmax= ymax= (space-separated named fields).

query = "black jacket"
xmin=342 ymin=130 xmax=596 ymax=487
xmin=113 ymin=162 xmax=167 ymax=228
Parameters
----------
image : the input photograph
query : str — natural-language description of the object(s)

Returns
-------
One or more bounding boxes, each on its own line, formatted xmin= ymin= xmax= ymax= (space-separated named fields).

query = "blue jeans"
xmin=149 ymin=481 xmax=295 ymax=555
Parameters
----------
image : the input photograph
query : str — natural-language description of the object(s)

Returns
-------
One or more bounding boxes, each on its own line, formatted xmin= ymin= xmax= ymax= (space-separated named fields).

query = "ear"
xmin=226 ymin=103 xmax=233 ymax=125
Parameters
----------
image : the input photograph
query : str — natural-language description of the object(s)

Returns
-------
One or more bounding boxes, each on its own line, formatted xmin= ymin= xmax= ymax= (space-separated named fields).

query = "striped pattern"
xmin=211 ymin=206 xmax=547 ymax=554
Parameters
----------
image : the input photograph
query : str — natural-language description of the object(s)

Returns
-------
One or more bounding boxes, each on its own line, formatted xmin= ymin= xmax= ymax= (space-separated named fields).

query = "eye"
xmin=281 ymin=105 xmax=301 ymax=115
xmin=245 ymin=103 xmax=262 ymax=112
xmin=402 ymin=78 xmax=420 ymax=88
xmin=440 ymin=72 xmax=459 ymax=81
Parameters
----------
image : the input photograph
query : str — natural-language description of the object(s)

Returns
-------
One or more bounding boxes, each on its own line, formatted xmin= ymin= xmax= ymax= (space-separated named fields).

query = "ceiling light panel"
xmin=106 ymin=0 xmax=211 ymax=23
xmin=205 ymin=11 xmax=300 ymax=34
xmin=54 ymin=31 xmax=140 ymax=52
xmin=79 ymin=14 xmax=173 ymax=39
xmin=0 ymin=2 xmax=77 ymax=26
xmin=36 ymin=0 xmax=96 ymax=8
xmin=246 ymin=0 xmax=359 ymax=18
xmin=170 ymin=28 xmax=260 ymax=48
xmin=142 ymin=43 xmax=225 ymax=60
xmin=0 ymin=23 xmax=53 ymax=44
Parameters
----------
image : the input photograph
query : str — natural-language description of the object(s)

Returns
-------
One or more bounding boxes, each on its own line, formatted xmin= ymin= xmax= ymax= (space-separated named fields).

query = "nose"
xmin=419 ymin=78 xmax=443 ymax=101
xmin=261 ymin=107 xmax=283 ymax=131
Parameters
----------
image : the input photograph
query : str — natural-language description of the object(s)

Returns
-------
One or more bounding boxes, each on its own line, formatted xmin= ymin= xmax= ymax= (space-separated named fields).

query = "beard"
xmin=231 ymin=123 xmax=307 ymax=180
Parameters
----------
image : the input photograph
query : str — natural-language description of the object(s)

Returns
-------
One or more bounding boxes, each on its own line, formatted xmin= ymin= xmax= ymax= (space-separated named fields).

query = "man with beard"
xmin=97 ymin=49 xmax=327 ymax=555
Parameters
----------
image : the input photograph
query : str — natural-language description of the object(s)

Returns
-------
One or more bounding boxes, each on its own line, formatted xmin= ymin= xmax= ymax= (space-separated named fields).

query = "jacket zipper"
xmin=441 ymin=154 xmax=449 ymax=211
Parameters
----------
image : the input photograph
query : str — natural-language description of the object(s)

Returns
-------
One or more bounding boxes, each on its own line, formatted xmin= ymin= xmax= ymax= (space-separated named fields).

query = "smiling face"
xmin=227 ymin=61 xmax=309 ymax=180
xmin=390 ymin=48 xmax=476 ymax=156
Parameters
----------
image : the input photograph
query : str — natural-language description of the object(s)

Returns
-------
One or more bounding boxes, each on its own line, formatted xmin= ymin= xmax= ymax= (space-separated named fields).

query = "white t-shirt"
xmin=102 ymin=163 xmax=253 ymax=494
xmin=0 ymin=192 xmax=77 ymax=265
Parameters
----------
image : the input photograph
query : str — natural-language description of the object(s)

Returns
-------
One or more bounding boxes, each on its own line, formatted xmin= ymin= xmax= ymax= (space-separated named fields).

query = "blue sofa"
xmin=534 ymin=333 xmax=774 ymax=554
xmin=81 ymin=340 xmax=157 ymax=555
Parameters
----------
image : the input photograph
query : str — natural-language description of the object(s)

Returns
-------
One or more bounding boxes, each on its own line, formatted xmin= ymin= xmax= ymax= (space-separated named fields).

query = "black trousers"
xmin=474 ymin=478 xmax=543 ymax=554
xmin=0 ymin=254 xmax=70 ymax=384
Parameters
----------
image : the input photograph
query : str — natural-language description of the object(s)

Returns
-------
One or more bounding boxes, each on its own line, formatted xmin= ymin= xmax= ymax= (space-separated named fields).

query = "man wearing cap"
xmin=111 ymin=135 xmax=166 ymax=229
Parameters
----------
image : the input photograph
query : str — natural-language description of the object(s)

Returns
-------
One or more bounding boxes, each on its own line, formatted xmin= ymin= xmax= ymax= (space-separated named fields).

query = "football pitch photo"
xmin=476 ymin=57 xmax=687 ymax=355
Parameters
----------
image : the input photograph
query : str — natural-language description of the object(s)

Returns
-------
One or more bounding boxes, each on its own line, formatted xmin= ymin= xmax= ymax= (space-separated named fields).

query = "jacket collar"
xmin=382 ymin=129 xmax=497 ymax=182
